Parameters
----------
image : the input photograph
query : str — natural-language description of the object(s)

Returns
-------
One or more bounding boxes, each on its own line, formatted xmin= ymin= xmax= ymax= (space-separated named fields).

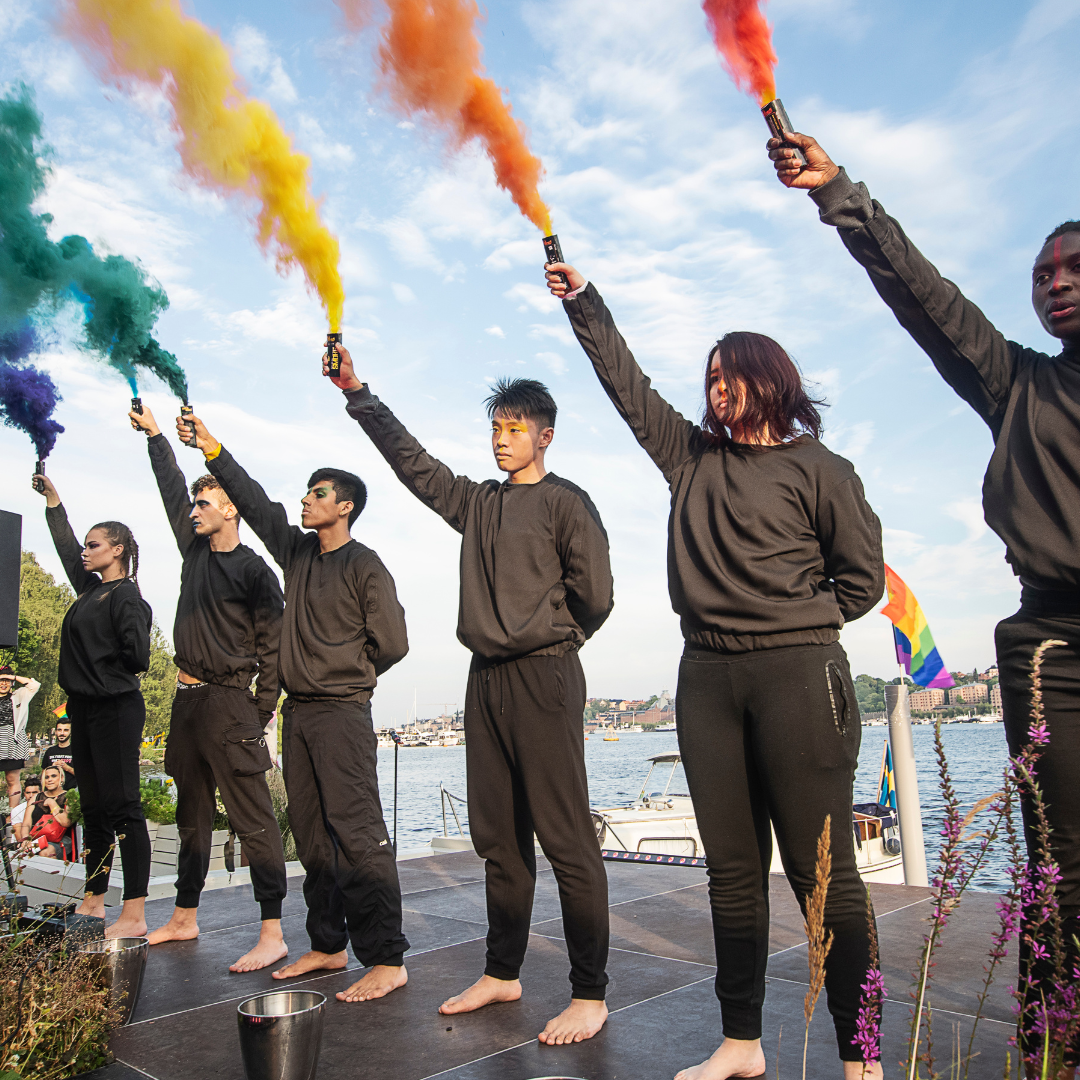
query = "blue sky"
xmin=2 ymin=0 xmax=1077 ymax=724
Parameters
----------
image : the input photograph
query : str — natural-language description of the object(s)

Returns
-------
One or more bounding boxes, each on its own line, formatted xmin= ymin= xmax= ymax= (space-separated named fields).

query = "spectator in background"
xmin=11 ymin=776 xmax=41 ymax=841
xmin=0 ymin=667 xmax=40 ymax=812
xmin=23 ymin=766 xmax=74 ymax=861
xmin=41 ymin=720 xmax=77 ymax=791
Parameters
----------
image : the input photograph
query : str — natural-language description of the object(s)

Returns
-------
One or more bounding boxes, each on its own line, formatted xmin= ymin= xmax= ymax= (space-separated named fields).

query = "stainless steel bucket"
xmin=236 ymin=991 xmax=327 ymax=1080
xmin=77 ymin=936 xmax=149 ymax=1025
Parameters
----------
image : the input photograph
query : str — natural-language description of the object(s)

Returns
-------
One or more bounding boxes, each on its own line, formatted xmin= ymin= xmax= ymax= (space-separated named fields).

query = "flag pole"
xmin=886 ymin=678 xmax=928 ymax=887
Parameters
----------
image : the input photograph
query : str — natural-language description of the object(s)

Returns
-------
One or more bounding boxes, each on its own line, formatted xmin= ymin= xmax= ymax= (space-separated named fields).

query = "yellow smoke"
xmin=62 ymin=0 xmax=344 ymax=330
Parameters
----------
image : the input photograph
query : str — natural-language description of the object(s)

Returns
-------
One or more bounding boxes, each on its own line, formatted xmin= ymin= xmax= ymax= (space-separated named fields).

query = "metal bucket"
xmin=77 ymin=937 xmax=149 ymax=1025
xmin=236 ymin=991 xmax=326 ymax=1080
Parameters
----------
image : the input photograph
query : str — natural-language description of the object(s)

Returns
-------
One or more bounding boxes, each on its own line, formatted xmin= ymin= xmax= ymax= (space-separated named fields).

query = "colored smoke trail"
xmin=702 ymin=0 xmax=777 ymax=105
xmin=0 ymin=85 xmax=187 ymax=401
xmin=62 ymin=0 xmax=345 ymax=331
xmin=0 ymin=323 xmax=65 ymax=459
xmin=337 ymin=0 xmax=552 ymax=234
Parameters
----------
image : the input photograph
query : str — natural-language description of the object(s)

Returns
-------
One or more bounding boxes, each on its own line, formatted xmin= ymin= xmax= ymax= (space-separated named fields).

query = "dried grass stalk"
xmin=802 ymin=814 xmax=834 ymax=1080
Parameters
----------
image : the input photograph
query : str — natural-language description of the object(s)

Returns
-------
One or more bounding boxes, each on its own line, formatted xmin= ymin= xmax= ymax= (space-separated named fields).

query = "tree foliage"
xmin=1 ymin=551 xmax=176 ymax=737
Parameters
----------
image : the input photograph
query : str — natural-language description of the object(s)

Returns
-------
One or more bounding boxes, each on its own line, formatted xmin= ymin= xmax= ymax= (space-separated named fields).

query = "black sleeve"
xmin=816 ymin=475 xmax=884 ymax=624
xmin=556 ymin=489 xmax=614 ymax=640
xmin=45 ymin=504 xmax=97 ymax=594
xmin=563 ymin=283 xmax=700 ymax=480
xmin=344 ymin=386 xmax=479 ymax=534
xmin=359 ymin=555 xmax=409 ymax=676
xmin=207 ymin=447 xmax=306 ymax=571
xmin=147 ymin=434 xmax=196 ymax=557
xmin=811 ymin=169 xmax=1022 ymax=437
xmin=40 ymin=748 xmax=55 ymax=771
xmin=112 ymin=586 xmax=153 ymax=674
xmin=248 ymin=563 xmax=283 ymax=724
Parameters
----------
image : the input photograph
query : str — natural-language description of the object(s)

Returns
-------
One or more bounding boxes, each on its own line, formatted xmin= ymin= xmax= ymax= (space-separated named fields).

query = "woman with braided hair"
xmin=33 ymin=469 xmax=153 ymax=939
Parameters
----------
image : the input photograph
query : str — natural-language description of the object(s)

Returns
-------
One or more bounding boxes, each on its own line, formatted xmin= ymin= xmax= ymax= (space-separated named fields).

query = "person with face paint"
xmin=31 ymin=470 xmax=153 ymax=940
xmin=0 ymin=667 xmax=40 ymax=809
xmin=544 ymin=264 xmax=885 ymax=1080
xmin=129 ymin=404 xmax=288 ymax=973
xmin=330 ymin=346 xmax=615 ymax=1046
xmin=174 ymin=411 xmax=410 ymax=1005
xmin=768 ymin=132 xmax=1080 ymax=1079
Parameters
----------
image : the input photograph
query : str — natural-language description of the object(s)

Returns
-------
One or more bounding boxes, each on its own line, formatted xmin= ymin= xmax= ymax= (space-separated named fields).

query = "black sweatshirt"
xmin=563 ymin=284 xmax=883 ymax=653
xmin=47 ymin=504 xmax=152 ymax=698
xmin=345 ymin=386 xmax=614 ymax=661
xmin=811 ymin=169 xmax=1080 ymax=590
xmin=207 ymin=447 xmax=408 ymax=703
xmin=147 ymin=435 xmax=283 ymax=722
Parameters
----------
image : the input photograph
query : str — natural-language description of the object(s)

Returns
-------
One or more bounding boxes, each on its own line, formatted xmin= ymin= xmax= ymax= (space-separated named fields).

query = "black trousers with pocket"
xmin=282 ymin=697 xmax=408 ymax=967
xmin=68 ymin=690 xmax=152 ymax=900
xmin=465 ymin=649 xmax=609 ymax=1000
xmin=996 ymin=592 xmax=1080 ymax=1065
xmin=676 ymin=642 xmax=874 ymax=1061
xmin=165 ymin=684 xmax=287 ymax=920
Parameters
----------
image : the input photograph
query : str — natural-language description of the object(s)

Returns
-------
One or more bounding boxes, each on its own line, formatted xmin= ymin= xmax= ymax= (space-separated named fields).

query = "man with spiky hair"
xmin=130 ymin=404 xmax=288 ymax=974
xmin=177 ymin=409 xmax=411 ymax=1006
xmin=329 ymin=347 xmax=614 ymax=1046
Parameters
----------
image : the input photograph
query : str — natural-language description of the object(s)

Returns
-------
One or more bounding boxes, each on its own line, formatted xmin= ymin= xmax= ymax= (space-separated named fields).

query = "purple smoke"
xmin=0 ymin=323 xmax=65 ymax=459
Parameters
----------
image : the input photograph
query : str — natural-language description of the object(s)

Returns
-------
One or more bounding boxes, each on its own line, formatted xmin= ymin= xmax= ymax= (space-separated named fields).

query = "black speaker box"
xmin=0 ymin=510 xmax=21 ymax=649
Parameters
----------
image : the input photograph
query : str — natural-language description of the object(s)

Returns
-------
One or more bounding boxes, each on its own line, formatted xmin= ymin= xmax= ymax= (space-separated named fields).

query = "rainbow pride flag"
xmin=880 ymin=565 xmax=955 ymax=689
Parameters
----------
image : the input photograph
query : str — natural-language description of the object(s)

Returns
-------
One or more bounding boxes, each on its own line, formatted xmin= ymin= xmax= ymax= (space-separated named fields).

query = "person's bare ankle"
xmin=147 ymin=907 xmax=199 ymax=945
xmin=230 ymin=921 xmax=288 ymax=973
xmin=673 ymin=1037 xmax=765 ymax=1080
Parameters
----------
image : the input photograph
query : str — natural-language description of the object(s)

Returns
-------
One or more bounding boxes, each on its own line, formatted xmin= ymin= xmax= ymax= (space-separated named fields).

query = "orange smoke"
xmin=337 ymin=0 xmax=551 ymax=234
xmin=61 ymin=0 xmax=345 ymax=330
xmin=702 ymin=0 xmax=777 ymax=106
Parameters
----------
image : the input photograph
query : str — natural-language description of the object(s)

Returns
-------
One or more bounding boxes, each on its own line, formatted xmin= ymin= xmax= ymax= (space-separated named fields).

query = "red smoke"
xmin=702 ymin=0 xmax=777 ymax=105
xmin=337 ymin=0 xmax=551 ymax=233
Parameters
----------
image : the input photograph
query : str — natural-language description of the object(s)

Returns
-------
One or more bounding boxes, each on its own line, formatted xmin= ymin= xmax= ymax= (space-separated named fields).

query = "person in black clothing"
xmin=129 ymin=404 xmax=289 ymax=973
xmin=177 ymin=410 xmax=410 ymax=1004
xmin=331 ymin=346 xmax=614 ymax=1046
xmin=32 ymin=470 xmax=153 ymax=940
xmin=545 ymin=263 xmax=884 ymax=1080
xmin=41 ymin=719 xmax=77 ymax=791
xmin=769 ymin=130 xmax=1080 ymax=1078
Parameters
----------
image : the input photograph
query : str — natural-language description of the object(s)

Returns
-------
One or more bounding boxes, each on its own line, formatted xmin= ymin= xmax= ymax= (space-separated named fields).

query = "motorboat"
xmin=591 ymin=752 xmax=906 ymax=884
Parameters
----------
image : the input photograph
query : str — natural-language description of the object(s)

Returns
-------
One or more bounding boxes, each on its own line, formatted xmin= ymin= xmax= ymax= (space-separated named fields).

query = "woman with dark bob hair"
xmin=545 ymin=264 xmax=885 ymax=1080
xmin=33 ymin=469 xmax=153 ymax=940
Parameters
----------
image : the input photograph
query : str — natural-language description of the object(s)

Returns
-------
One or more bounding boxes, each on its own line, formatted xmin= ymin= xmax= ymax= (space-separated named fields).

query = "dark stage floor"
xmin=80 ymin=852 xmax=1016 ymax=1080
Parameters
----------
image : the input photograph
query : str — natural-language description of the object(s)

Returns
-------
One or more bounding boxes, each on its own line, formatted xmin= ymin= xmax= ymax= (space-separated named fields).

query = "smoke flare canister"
xmin=131 ymin=396 xmax=143 ymax=416
xmin=543 ymin=234 xmax=568 ymax=286
xmin=33 ymin=460 xmax=44 ymax=494
xmin=180 ymin=404 xmax=197 ymax=448
xmin=325 ymin=333 xmax=342 ymax=378
xmin=761 ymin=98 xmax=807 ymax=166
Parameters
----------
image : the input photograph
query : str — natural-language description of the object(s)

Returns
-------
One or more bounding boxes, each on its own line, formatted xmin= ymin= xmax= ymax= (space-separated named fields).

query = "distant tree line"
xmin=0 ymin=552 xmax=176 ymax=738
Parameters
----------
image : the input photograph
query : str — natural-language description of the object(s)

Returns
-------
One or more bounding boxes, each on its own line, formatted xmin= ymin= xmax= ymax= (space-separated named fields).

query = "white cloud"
xmin=231 ymin=25 xmax=297 ymax=103
xmin=536 ymin=351 xmax=568 ymax=376
xmin=504 ymin=282 xmax=558 ymax=315
xmin=391 ymin=282 xmax=416 ymax=304
xmin=297 ymin=115 xmax=355 ymax=166
xmin=484 ymin=325 xmax=505 ymax=338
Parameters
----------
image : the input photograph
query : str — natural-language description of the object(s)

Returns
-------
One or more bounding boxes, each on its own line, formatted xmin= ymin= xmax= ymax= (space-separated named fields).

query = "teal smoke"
xmin=0 ymin=83 xmax=188 ymax=401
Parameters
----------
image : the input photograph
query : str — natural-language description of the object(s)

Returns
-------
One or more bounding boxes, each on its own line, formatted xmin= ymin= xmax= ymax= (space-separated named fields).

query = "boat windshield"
xmin=637 ymin=755 xmax=688 ymax=802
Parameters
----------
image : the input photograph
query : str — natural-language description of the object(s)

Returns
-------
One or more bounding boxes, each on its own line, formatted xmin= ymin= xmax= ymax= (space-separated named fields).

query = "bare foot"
xmin=844 ymin=1063 xmax=884 ymax=1080
xmin=335 ymin=964 xmax=408 ymax=1002
xmin=439 ymin=974 xmax=522 ymax=1015
xmin=272 ymin=950 xmax=348 ymax=980
xmin=76 ymin=895 xmax=106 ymax=919
xmin=106 ymin=916 xmax=148 ymax=940
xmin=674 ymin=1037 xmax=766 ymax=1080
xmin=148 ymin=907 xmax=199 ymax=946
xmin=231 ymin=922 xmax=289 ymax=973
xmin=538 ymin=998 xmax=608 ymax=1045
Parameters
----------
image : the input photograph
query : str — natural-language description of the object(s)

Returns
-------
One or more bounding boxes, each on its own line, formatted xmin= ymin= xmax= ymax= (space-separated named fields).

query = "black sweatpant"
xmin=282 ymin=697 xmax=408 ymax=967
xmin=165 ymin=684 xmax=287 ymax=920
xmin=465 ymin=650 xmax=609 ymax=1000
xmin=677 ymin=642 xmax=873 ymax=1061
xmin=996 ymin=594 xmax=1080 ymax=1065
xmin=68 ymin=690 xmax=152 ymax=901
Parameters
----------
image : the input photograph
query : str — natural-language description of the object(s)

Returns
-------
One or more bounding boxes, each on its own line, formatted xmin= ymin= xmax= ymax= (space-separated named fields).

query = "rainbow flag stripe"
xmin=880 ymin=565 xmax=955 ymax=689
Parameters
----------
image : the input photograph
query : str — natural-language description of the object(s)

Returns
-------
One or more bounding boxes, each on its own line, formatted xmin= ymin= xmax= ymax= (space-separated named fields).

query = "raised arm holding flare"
xmin=327 ymin=344 xmax=614 ymax=1047
xmin=769 ymin=130 xmax=1080 ymax=1076
xmin=177 ymin=409 xmax=409 ymax=1004
xmin=129 ymin=403 xmax=288 ymax=973
xmin=546 ymin=261 xmax=884 ymax=1080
